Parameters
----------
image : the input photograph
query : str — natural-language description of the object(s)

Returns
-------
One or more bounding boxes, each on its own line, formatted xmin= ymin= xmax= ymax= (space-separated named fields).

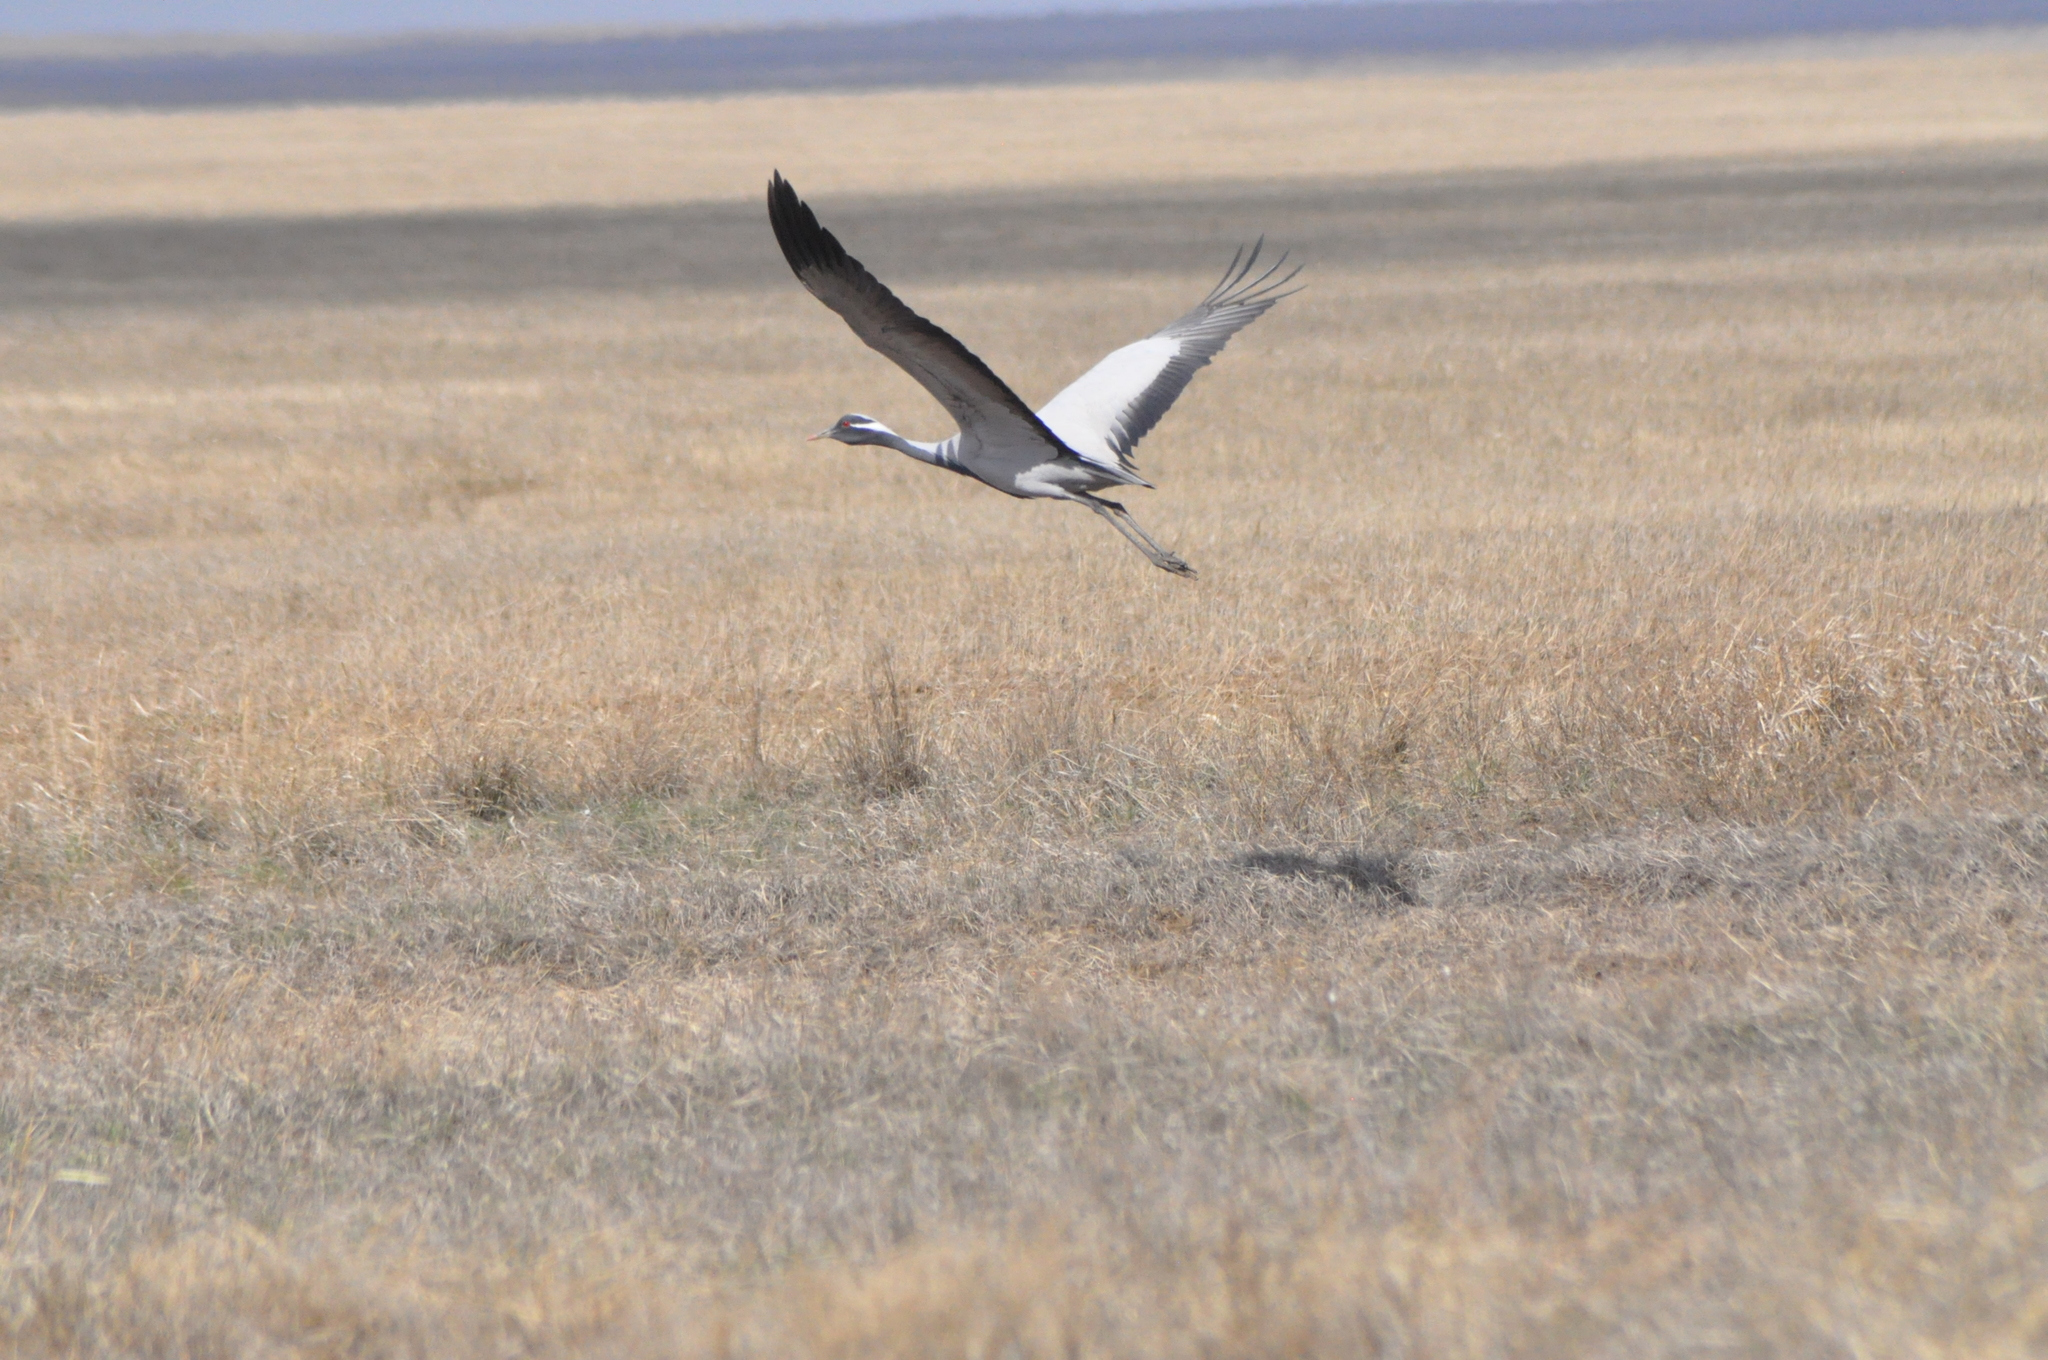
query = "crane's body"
xmin=768 ymin=172 xmax=1298 ymax=577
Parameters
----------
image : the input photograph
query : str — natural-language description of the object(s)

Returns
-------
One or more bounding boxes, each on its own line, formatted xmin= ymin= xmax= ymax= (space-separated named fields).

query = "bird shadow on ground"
xmin=1234 ymin=849 xmax=1415 ymax=904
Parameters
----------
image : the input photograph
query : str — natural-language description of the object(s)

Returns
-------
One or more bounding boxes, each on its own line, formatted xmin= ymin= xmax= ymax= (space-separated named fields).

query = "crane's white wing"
xmin=1038 ymin=243 xmax=1300 ymax=476
xmin=769 ymin=172 xmax=1074 ymax=470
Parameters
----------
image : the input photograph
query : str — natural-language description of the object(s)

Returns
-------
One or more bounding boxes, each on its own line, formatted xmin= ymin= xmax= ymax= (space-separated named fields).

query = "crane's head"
xmin=808 ymin=414 xmax=893 ymax=446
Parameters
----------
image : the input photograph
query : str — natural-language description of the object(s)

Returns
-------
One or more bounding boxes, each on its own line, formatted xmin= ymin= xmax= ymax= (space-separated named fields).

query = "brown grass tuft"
xmin=832 ymin=650 xmax=930 ymax=802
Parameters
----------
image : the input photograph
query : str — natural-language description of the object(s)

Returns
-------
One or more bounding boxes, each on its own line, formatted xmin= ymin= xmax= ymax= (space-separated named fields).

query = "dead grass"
xmin=6 ymin=45 xmax=2048 ymax=1358
xmin=0 ymin=34 xmax=2046 ymax=221
xmin=9 ymin=819 xmax=2048 ymax=1355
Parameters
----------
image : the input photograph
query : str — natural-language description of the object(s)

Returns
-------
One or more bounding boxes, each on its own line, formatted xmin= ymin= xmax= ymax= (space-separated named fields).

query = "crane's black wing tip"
xmin=1206 ymin=241 xmax=1304 ymax=309
xmin=766 ymin=170 xmax=802 ymax=224
xmin=766 ymin=170 xmax=849 ymax=279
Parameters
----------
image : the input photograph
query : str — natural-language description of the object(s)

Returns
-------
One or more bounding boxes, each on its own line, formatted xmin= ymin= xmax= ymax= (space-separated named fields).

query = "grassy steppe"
xmin=2 ymin=34 xmax=2045 ymax=221
xmin=5 ymin=39 xmax=2048 ymax=1358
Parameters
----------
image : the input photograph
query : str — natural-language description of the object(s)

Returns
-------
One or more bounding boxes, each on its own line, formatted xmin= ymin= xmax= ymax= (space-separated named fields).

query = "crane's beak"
xmin=806 ymin=428 xmax=832 ymax=442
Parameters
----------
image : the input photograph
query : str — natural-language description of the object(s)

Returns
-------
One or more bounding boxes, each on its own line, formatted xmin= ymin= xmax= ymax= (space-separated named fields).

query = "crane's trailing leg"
xmin=1080 ymin=495 xmax=1197 ymax=578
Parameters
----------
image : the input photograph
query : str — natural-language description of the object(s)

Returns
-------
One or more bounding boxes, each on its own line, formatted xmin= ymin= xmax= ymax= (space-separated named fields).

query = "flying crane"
xmin=768 ymin=171 xmax=1298 ymax=578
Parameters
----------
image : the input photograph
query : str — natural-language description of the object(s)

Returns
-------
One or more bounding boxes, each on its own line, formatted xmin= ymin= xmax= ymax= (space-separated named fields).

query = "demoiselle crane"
xmin=767 ymin=172 xmax=1299 ymax=577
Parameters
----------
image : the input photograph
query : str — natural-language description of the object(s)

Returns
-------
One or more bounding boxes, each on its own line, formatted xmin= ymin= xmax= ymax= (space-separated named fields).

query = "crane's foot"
xmin=1079 ymin=495 xmax=1198 ymax=578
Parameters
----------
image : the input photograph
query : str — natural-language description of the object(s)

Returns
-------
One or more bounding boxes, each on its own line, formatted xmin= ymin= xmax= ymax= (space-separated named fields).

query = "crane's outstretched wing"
xmin=1037 ymin=243 xmax=1301 ymax=475
xmin=768 ymin=172 xmax=1073 ymax=465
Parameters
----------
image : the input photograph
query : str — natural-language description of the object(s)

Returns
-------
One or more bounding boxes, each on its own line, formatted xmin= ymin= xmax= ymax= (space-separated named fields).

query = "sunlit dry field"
xmin=6 ymin=36 xmax=2048 ymax=1357
xmin=4 ymin=30 xmax=2047 ymax=222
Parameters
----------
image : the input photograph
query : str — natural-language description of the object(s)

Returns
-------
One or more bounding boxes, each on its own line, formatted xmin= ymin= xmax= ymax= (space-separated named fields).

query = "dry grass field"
xmin=3 ymin=31 xmax=2047 ymax=222
xmin=5 ymin=34 xmax=2048 ymax=1358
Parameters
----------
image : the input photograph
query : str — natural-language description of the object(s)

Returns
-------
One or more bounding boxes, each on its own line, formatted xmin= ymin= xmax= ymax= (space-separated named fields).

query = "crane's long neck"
xmin=870 ymin=428 xmax=964 ymax=474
